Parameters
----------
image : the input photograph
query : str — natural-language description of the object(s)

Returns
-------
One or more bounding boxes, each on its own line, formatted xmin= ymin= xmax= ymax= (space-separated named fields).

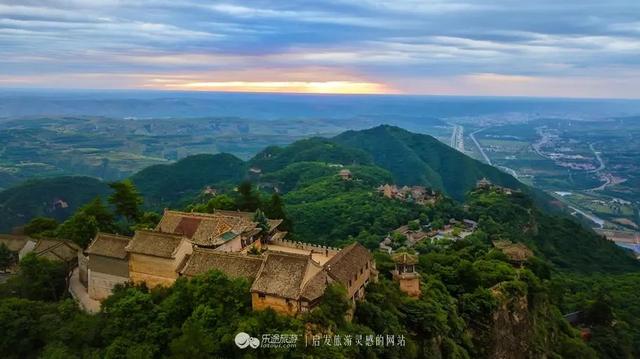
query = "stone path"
xmin=68 ymin=267 xmax=100 ymax=313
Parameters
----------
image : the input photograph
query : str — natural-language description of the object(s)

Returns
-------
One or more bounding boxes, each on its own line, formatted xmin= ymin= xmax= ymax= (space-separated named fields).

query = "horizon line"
xmin=2 ymin=86 xmax=640 ymax=102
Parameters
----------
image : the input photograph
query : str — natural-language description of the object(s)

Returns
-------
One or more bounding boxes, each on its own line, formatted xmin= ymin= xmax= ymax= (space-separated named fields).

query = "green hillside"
xmin=261 ymin=162 xmax=392 ymax=193
xmin=333 ymin=125 xmax=526 ymax=201
xmin=0 ymin=125 xmax=579 ymax=232
xmin=465 ymin=187 xmax=638 ymax=274
xmin=249 ymin=137 xmax=373 ymax=172
xmin=2 ymin=126 xmax=639 ymax=357
xmin=0 ymin=176 xmax=111 ymax=232
xmin=131 ymin=153 xmax=247 ymax=209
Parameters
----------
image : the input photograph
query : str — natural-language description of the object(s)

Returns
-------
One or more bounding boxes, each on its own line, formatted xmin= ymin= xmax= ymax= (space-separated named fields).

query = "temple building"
xmin=80 ymin=209 xmax=377 ymax=316
xmin=156 ymin=209 xmax=284 ymax=251
xmin=339 ymin=169 xmax=353 ymax=181
xmin=391 ymin=252 xmax=421 ymax=298
xmin=125 ymin=230 xmax=193 ymax=288
xmin=179 ymin=241 xmax=376 ymax=315
xmin=85 ymin=233 xmax=130 ymax=300
xmin=377 ymin=184 xmax=436 ymax=205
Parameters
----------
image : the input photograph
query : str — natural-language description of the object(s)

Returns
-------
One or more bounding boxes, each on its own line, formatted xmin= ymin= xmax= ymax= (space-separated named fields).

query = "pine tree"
xmin=253 ymin=209 xmax=270 ymax=233
xmin=236 ymin=181 xmax=260 ymax=211
xmin=108 ymin=180 xmax=143 ymax=222
xmin=264 ymin=193 xmax=292 ymax=232
xmin=81 ymin=196 xmax=115 ymax=231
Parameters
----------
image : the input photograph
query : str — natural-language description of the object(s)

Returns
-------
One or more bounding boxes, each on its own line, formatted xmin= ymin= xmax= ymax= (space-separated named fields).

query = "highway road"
xmin=450 ymin=125 xmax=465 ymax=152
xmin=470 ymin=128 xmax=492 ymax=165
xmin=588 ymin=143 xmax=605 ymax=172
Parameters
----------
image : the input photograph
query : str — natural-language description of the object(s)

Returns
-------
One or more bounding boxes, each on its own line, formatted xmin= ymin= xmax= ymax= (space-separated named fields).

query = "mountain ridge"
xmin=0 ymin=125 xmax=552 ymax=232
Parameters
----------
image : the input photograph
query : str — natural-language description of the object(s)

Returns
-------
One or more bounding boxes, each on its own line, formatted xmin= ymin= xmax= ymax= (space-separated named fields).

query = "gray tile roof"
xmin=251 ymin=252 xmax=310 ymax=299
xmin=126 ymin=230 xmax=184 ymax=258
xmin=86 ymin=233 xmax=130 ymax=259
xmin=324 ymin=242 xmax=372 ymax=286
xmin=180 ymin=247 xmax=264 ymax=279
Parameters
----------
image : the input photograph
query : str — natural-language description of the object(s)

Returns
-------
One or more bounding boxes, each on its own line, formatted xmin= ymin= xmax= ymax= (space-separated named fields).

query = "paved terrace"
xmin=68 ymin=268 xmax=100 ymax=313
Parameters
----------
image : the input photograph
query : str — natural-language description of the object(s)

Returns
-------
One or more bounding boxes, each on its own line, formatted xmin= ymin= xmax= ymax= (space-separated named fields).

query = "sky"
xmin=1 ymin=0 xmax=640 ymax=97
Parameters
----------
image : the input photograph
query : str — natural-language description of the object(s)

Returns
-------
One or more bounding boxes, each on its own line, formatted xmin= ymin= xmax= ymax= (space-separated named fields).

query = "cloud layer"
xmin=1 ymin=0 xmax=639 ymax=97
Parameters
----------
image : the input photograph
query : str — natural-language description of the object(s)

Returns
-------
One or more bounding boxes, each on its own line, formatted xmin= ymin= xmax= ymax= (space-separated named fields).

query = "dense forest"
xmin=2 ymin=181 xmax=639 ymax=357
xmin=1 ymin=126 xmax=639 ymax=358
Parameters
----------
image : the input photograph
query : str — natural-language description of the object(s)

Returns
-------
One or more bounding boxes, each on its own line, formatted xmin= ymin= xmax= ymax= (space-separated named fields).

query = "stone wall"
xmin=398 ymin=277 xmax=421 ymax=298
xmin=128 ymin=239 xmax=192 ymax=288
xmin=271 ymin=239 xmax=339 ymax=256
xmin=128 ymin=253 xmax=178 ymax=288
xmin=251 ymin=292 xmax=300 ymax=316
xmin=215 ymin=235 xmax=243 ymax=252
xmin=88 ymin=270 xmax=128 ymax=300
xmin=89 ymin=255 xmax=128 ymax=278
xmin=78 ymin=251 xmax=88 ymax=288
xmin=345 ymin=259 xmax=373 ymax=301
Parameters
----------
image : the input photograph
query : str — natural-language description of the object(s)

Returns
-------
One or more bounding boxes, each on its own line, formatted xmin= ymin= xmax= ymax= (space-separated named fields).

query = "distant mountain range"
xmin=3 ymin=90 xmax=639 ymax=119
xmin=0 ymin=125 xmax=553 ymax=232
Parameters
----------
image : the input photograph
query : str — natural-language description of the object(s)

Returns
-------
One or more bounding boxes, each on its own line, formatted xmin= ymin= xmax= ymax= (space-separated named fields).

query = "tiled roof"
xmin=220 ymin=231 xmax=239 ymax=242
xmin=268 ymin=219 xmax=283 ymax=231
xmin=271 ymin=231 xmax=288 ymax=241
xmin=324 ymin=242 xmax=372 ymax=286
xmin=300 ymin=270 xmax=329 ymax=302
xmin=156 ymin=210 xmax=266 ymax=247
xmin=251 ymin=252 xmax=311 ymax=299
xmin=0 ymin=234 xmax=30 ymax=252
xmin=86 ymin=233 xmax=130 ymax=259
xmin=174 ymin=217 xmax=202 ymax=238
xmin=126 ymin=230 xmax=184 ymax=258
xmin=180 ymin=247 xmax=264 ymax=278
xmin=391 ymin=252 xmax=418 ymax=265
xmin=213 ymin=209 xmax=255 ymax=219
xmin=32 ymin=238 xmax=80 ymax=263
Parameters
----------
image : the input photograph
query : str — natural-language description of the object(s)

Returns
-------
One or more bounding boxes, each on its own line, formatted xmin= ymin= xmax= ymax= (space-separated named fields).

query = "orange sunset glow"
xmin=164 ymin=80 xmax=396 ymax=94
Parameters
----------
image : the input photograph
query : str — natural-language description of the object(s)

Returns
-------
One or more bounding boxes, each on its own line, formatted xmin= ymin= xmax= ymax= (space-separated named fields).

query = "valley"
xmin=446 ymin=116 xmax=640 ymax=255
xmin=1 ymin=94 xmax=639 ymax=255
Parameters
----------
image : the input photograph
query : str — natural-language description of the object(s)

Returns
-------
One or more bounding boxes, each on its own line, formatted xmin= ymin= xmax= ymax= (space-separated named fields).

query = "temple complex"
xmin=80 ymin=209 xmax=377 ymax=316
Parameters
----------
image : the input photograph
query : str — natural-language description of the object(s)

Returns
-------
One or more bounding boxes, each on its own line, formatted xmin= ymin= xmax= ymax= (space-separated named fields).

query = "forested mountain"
xmin=0 ymin=126 xmax=543 ymax=232
xmin=249 ymin=137 xmax=374 ymax=173
xmin=0 ymin=177 xmax=111 ymax=232
xmin=130 ymin=153 xmax=247 ymax=209
xmin=1 ymin=125 xmax=639 ymax=358
xmin=334 ymin=125 xmax=522 ymax=201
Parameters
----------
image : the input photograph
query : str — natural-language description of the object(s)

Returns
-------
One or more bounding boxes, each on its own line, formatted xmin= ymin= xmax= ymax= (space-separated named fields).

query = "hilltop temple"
xmin=377 ymin=184 xmax=436 ymax=205
xmin=81 ymin=209 xmax=377 ymax=316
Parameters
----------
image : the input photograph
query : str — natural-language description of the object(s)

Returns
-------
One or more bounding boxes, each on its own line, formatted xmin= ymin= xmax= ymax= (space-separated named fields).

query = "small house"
xmin=125 ymin=230 xmax=192 ymax=288
xmin=85 ymin=233 xmax=130 ymax=300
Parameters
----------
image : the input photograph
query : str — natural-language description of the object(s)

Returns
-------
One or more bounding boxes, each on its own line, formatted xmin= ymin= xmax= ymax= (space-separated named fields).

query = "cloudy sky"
xmin=1 ymin=0 xmax=640 ymax=97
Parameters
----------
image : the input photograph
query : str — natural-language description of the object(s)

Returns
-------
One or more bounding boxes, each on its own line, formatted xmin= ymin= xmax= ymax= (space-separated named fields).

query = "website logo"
xmin=235 ymin=332 xmax=260 ymax=349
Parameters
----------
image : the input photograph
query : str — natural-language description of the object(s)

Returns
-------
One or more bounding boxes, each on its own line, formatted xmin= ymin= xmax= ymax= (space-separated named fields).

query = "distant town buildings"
xmin=79 ymin=209 xmax=377 ymax=316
